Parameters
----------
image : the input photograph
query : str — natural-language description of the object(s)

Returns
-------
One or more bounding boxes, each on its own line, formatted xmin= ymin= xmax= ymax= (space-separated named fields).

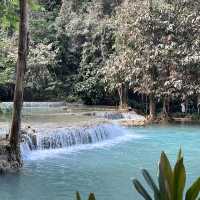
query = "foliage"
xmin=102 ymin=0 xmax=200 ymax=112
xmin=133 ymin=149 xmax=200 ymax=200
xmin=0 ymin=0 xmax=19 ymax=33
xmin=74 ymin=22 xmax=114 ymax=104
xmin=191 ymin=114 xmax=200 ymax=121
xmin=56 ymin=0 xmax=118 ymax=104
xmin=0 ymin=0 xmax=200 ymax=111
xmin=0 ymin=31 xmax=16 ymax=85
xmin=0 ymin=31 xmax=58 ymax=98
xmin=0 ymin=0 xmax=62 ymax=100
xmin=25 ymin=42 xmax=57 ymax=96
xmin=0 ymin=0 xmax=41 ymax=32
xmin=76 ymin=192 xmax=96 ymax=200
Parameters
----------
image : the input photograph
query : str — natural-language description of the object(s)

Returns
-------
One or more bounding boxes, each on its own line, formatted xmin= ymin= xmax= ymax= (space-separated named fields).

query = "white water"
xmin=95 ymin=112 xmax=145 ymax=120
xmin=0 ymin=102 xmax=66 ymax=114
xmin=0 ymin=102 xmax=65 ymax=108
xmin=20 ymin=124 xmax=144 ymax=160
xmin=0 ymin=127 xmax=8 ymax=135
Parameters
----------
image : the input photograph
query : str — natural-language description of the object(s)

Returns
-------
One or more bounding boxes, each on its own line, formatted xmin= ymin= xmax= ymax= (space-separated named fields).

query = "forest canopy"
xmin=0 ymin=0 xmax=200 ymax=117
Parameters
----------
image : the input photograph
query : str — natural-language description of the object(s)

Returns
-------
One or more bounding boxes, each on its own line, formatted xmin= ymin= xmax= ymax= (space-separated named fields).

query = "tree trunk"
xmin=162 ymin=96 xmax=170 ymax=118
xmin=197 ymin=94 xmax=200 ymax=115
xmin=118 ymin=84 xmax=128 ymax=110
xmin=185 ymin=97 xmax=189 ymax=114
xmin=9 ymin=0 xmax=28 ymax=165
xmin=149 ymin=94 xmax=156 ymax=120
xmin=149 ymin=0 xmax=153 ymax=11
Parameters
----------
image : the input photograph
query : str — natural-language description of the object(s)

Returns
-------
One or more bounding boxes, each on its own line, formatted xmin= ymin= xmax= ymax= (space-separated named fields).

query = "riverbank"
xmin=153 ymin=114 xmax=200 ymax=124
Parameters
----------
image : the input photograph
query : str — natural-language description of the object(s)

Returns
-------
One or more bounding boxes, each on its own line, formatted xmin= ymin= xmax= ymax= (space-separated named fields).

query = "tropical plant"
xmin=133 ymin=150 xmax=200 ymax=200
xmin=76 ymin=192 xmax=96 ymax=200
xmin=76 ymin=150 xmax=200 ymax=200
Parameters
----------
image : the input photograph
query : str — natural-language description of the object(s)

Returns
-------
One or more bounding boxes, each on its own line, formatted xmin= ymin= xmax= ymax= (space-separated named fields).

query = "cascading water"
xmin=20 ymin=124 xmax=139 ymax=160
xmin=0 ymin=102 xmax=65 ymax=108
xmin=0 ymin=127 xmax=8 ymax=135
xmin=0 ymin=101 xmax=66 ymax=114
xmin=36 ymin=125 xmax=113 ymax=150
xmin=95 ymin=111 xmax=145 ymax=120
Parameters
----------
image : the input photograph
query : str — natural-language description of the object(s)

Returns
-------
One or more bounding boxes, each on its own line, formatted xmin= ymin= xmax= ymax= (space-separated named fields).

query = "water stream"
xmin=0 ymin=103 xmax=200 ymax=200
xmin=20 ymin=124 xmax=142 ymax=161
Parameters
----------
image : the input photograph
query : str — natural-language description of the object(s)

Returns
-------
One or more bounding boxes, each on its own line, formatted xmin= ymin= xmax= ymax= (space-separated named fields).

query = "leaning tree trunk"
xmin=9 ymin=0 xmax=28 ymax=165
xmin=149 ymin=94 xmax=156 ymax=120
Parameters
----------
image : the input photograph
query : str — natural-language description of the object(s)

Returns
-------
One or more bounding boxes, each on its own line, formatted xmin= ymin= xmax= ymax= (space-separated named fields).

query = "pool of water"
xmin=0 ymin=124 xmax=200 ymax=200
xmin=0 ymin=104 xmax=117 ymax=130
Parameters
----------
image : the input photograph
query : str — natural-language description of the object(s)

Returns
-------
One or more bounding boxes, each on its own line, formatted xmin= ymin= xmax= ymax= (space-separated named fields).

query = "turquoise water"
xmin=1 ymin=124 xmax=200 ymax=200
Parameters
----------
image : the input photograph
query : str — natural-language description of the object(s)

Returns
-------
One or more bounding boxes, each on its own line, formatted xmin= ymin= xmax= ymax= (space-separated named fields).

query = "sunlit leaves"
xmin=104 ymin=0 xmax=200 ymax=102
xmin=0 ymin=0 xmax=42 ymax=31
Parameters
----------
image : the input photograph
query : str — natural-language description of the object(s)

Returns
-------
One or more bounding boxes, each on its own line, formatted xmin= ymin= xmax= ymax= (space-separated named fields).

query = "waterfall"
xmin=20 ymin=124 xmax=127 ymax=156
xmin=0 ymin=127 xmax=9 ymax=135
xmin=0 ymin=102 xmax=66 ymax=113
xmin=95 ymin=112 xmax=145 ymax=120
xmin=36 ymin=125 xmax=113 ymax=150
xmin=120 ymin=113 xmax=145 ymax=120
xmin=0 ymin=102 xmax=65 ymax=108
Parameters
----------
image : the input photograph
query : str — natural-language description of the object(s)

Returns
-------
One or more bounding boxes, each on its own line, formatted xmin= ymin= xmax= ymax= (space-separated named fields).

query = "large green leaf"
xmin=88 ymin=193 xmax=96 ymax=200
xmin=185 ymin=177 xmax=200 ymax=200
xmin=177 ymin=149 xmax=183 ymax=161
xmin=133 ymin=179 xmax=152 ymax=200
xmin=173 ymin=158 xmax=186 ymax=200
xmin=142 ymin=169 xmax=160 ymax=200
xmin=76 ymin=192 xmax=82 ymax=200
xmin=158 ymin=152 xmax=173 ymax=200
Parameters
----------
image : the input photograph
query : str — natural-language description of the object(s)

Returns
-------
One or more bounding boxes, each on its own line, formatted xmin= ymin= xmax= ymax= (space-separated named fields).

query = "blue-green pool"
xmin=0 ymin=124 xmax=200 ymax=200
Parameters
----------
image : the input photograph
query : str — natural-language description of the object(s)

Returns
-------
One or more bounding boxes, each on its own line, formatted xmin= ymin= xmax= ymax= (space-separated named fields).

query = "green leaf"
xmin=76 ymin=192 xmax=82 ymax=200
xmin=28 ymin=0 xmax=42 ymax=11
xmin=185 ymin=177 xmax=200 ymax=200
xmin=177 ymin=149 xmax=183 ymax=161
xmin=173 ymin=158 xmax=186 ymax=200
xmin=158 ymin=151 xmax=173 ymax=200
xmin=133 ymin=179 xmax=152 ymax=200
xmin=142 ymin=169 xmax=160 ymax=200
xmin=88 ymin=193 xmax=96 ymax=200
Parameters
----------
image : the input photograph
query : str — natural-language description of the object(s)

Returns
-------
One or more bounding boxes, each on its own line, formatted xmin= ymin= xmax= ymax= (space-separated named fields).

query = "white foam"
xmin=21 ymin=125 xmax=144 ymax=161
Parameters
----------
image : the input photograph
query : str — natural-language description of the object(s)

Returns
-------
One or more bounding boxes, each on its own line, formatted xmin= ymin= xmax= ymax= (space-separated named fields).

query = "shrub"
xmin=133 ymin=150 xmax=200 ymax=200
